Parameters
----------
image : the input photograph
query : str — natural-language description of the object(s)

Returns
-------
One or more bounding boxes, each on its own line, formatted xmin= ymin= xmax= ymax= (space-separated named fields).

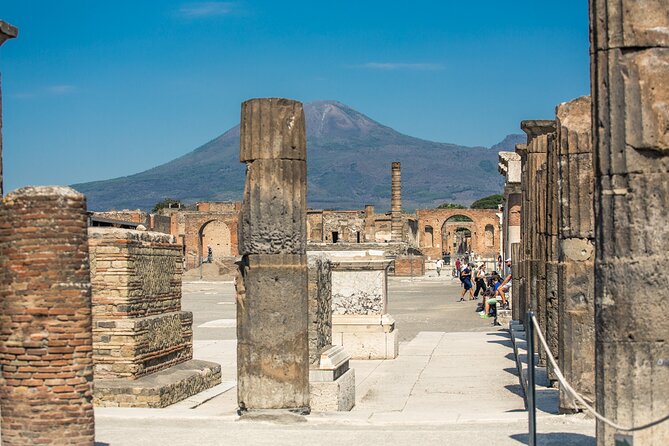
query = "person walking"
xmin=474 ymin=263 xmax=487 ymax=299
xmin=455 ymin=258 xmax=462 ymax=279
xmin=435 ymin=258 xmax=444 ymax=277
xmin=458 ymin=263 xmax=474 ymax=301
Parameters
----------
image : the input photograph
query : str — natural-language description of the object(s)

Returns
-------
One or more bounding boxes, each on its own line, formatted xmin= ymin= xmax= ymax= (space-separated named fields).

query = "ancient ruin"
xmin=236 ymin=98 xmax=310 ymax=412
xmin=590 ymin=2 xmax=669 ymax=444
xmin=88 ymin=227 xmax=220 ymax=407
xmin=0 ymin=187 xmax=95 ymax=445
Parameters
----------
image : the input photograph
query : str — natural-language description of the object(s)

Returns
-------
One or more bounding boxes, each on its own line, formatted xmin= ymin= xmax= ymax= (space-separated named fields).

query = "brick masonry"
xmin=0 ymin=186 xmax=95 ymax=445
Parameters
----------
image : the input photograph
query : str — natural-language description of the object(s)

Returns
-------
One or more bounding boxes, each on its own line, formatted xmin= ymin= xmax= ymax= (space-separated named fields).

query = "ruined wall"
xmin=181 ymin=211 xmax=239 ymax=269
xmin=416 ymin=208 xmax=501 ymax=260
xmin=307 ymin=210 xmax=324 ymax=242
xmin=394 ymin=256 xmax=425 ymax=276
xmin=322 ymin=211 xmax=365 ymax=243
xmin=196 ymin=201 xmax=241 ymax=212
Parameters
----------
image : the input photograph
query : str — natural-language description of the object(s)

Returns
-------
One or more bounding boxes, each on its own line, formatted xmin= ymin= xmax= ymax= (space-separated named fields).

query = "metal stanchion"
xmin=527 ymin=310 xmax=537 ymax=446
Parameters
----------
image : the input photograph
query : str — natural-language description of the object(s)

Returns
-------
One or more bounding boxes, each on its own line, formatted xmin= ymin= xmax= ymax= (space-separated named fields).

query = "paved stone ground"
xmin=92 ymin=273 xmax=595 ymax=445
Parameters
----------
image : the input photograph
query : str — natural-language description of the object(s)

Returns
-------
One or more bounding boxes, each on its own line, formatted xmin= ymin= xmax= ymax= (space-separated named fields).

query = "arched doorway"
xmin=441 ymin=215 xmax=474 ymax=256
xmin=199 ymin=220 xmax=231 ymax=262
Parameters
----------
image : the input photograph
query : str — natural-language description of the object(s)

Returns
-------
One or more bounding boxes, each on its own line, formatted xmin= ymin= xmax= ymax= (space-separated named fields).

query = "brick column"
xmin=236 ymin=98 xmax=309 ymax=412
xmin=0 ymin=21 xmax=18 ymax=197
xmin=590 ymin=2 xmax=669 ymax=444
xmin=390 ymin=162 xmax=402 ymax=242
xmin=555 ymin=95 xmax=595 ymax=413
xmin=0 ymin=186 xmax=95 ymax=445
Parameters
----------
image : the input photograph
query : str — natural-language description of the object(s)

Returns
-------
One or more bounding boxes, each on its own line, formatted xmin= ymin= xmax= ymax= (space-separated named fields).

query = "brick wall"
xmin=393 ymin=256 xmax=425 ymax=276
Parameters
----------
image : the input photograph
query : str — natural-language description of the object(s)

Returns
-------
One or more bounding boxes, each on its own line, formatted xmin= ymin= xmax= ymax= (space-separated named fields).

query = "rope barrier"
xmin=528 ymin=314 xmax=669 ymax=432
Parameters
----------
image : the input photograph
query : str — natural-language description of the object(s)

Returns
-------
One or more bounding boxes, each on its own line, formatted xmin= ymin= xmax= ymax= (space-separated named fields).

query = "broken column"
xmin=88 ymin=227 xmax=221 ymax=407
xmin=0 ymin=20 xmax=18 ymax=196
xmin=236 ymin=98 xmax=309 ymax=412
xmin=390 ymin=162 xmax=402 ymax=242
xmin=0 ymin=187 xmax=95 ymax=445
xmin=331 ymin=259 xmax=398 ymax=359
xmin=555 ymin=95 xmax=595 ymax=413
xmin=590 ymin=2 xmax=669 ymax=444
xmin=544 ymin=132 xmax=560 ymax=384
xmin=307 ymin=254 xmax=355 ymax=411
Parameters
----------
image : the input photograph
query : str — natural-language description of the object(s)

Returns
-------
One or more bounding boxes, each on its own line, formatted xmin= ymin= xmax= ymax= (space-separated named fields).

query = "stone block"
xmin=332 ymin=315 xmax=398 ymax=360
xmin=590 ymin=0 xmax=669 ymax=50
xmin=307 ymin=254 xmax=332 ymax=367
xmin=309 ymin=368 xmax=355 ymax=412
xmin=237 ymin=253 xmax=309 ymax=410
xmin=94 ymin=359 xmax=221 ymax=408
xmin=238 ymin=159 xmax=307 ymax=255
xmin=240 ymin=98 xmax=306 ymax=161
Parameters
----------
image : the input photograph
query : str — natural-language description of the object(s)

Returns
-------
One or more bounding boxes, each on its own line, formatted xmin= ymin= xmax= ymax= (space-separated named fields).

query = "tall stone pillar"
xmin=0 ymin=186 xmax=95 ymax=445
xmin=555 ymin=95 xmax=595 ymax=413
xmin=590 ymin=3 xmax=669 ymax=444
xmin=364 ymin=204 xmax=376 ymax=242
xmin=0 ymin=21 xmax=18 ymax=197
xmin=544 ymin=132 xmax=560 ymax=384
xmin=236 ymin=98 xmax=309 ymax=413
xmin=521 ymin=120 xmax=555 ymax=366
xmin=498 ymin=151 xmax=522 ymax=318
xmin=515 ymin=143 xmax=529 ymax=324
xmin=390 ymin=162 xmax=402 ymax=242
xmin=511 ymin=242 xmax=521 ymax=321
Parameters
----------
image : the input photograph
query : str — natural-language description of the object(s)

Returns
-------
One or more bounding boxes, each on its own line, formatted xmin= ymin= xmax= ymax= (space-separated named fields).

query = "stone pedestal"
xmin=331 ymin=260 xmax=398 ymax=359
xmin=88 ymin=228 xmax=220 ymax=407
xmin=590 ymin=3 xmax=669 ymax=444
xmin=236 ymin=98 xmax=310 ymax=413
xmin=309 ymin=346 xmax=355 ymax=411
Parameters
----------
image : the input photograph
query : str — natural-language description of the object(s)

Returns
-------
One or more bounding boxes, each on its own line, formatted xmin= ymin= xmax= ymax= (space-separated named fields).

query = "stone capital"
xmin=521 ymin=120 xmax=556 ymax=142
xmin=0 ymin=21 xmax=18 ymax=46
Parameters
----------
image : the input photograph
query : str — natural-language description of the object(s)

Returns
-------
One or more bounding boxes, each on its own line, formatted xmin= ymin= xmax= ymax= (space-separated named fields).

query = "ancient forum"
xmin=0 ymin=3 xmax=668 ymax=446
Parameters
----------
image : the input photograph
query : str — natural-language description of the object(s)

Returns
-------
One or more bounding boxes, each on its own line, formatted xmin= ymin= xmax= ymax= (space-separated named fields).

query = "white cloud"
xmin=179 ymin=2 xmax=235 ymax=18
xmin=45 ymin=85 xmax=77 ymax=95
xmin=361 ymin=62 xmax=445 ymax=71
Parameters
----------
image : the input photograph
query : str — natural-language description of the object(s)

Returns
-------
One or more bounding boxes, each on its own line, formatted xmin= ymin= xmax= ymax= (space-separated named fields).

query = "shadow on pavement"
xmin=510 ymin=432 xmax=595 ymax=445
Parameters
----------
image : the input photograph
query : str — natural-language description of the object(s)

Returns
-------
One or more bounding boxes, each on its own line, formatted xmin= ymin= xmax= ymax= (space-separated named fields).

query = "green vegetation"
xmin=151 ymin=198 xmax=183 ymax=213
xmin=446 ymin=215 xmax=473 ymax=222
xmin=470 ymin=194 xmax=503 ymax=209
xmin=437 ymin=202 xmax=466 ymax=209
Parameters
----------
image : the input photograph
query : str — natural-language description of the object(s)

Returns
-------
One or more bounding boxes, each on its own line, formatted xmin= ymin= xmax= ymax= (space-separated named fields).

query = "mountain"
xmin=73 ymin=100 xmax=512 ymax=212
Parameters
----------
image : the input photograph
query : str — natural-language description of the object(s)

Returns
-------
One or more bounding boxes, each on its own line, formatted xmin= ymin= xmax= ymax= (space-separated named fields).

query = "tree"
xmin=437 ymin=202 xmax=466 ymax=209
xmin=470 ymin=194 xmax=503 ymax=209
xmin=151 ymin=198 xmax=182 ymax=213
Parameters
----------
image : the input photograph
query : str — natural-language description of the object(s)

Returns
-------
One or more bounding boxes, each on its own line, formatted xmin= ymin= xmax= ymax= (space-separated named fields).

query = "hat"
xmin=505 ymin=258 xmax=511 ymax=262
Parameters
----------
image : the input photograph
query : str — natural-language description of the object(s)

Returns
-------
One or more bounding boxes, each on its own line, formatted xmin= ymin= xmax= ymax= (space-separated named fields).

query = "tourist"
xmin=435 ymin=258 xmax=444 ymax=276
xmin=455 ymin=258 xmax=462 ymax=279
xmin=207 ymin=245 xmax=213 ymax=263
xmin=473 ymin=263 xmax=487 ymax=299
xmin=458 ymin=263 xmax=475 ymax=301
xmin=496 ymin=258 xmax=512 ymax=309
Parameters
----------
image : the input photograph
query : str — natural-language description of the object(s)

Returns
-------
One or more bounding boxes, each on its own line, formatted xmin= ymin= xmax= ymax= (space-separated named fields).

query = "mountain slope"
xmin=73 ymin=101 xmax=516 ymax=211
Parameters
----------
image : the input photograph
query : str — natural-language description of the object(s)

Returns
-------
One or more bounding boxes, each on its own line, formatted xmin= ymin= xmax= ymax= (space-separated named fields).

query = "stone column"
xmin=390 ymin=161 xmax=402 ymax=242
xmin=236 ymin=98 xmax=309 ymax=413
xmin=544 ymin=132 xmax=560 ymax=384
xmin=511 ymin=242 xmax=521 ymax=321
xmin=0 ymin=186 xmax=95 ymax=445
xmin=364 ymin=204 xmax=376 ymax=242
xmin=521 ymin=120 xmax=555 ymax=366
xmin=0 ymin=21 xmax=18 ymax=197
xmin=555 ymin=95 xmax=595 ymax=413
xmin=590 ymin=3 xmax=669 ymax=444
xmin=516 ymin=143 xmax=529 ymax=324
xmin=498 ymin=151 xmax=522 ymax=319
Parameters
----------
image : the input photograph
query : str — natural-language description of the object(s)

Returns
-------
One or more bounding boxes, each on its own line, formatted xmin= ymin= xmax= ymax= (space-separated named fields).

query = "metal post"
xmin=526 ymin=310 xmax=537 ymax=446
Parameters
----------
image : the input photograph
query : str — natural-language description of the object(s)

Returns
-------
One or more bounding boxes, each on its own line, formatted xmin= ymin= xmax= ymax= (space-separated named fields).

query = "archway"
xmin=441 ymin=215 xmax=474 ymax=256
xmin=199 ymin=220 xmax=231 ymax=262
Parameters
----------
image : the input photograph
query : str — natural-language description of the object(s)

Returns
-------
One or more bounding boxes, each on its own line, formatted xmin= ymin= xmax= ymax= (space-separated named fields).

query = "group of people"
xmin=442 ymin=257 xmax=512 ymax=325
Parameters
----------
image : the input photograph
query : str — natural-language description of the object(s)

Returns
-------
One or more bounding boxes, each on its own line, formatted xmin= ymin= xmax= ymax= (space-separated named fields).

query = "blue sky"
xmin=1 ymin=1 xmax=589 ymax=192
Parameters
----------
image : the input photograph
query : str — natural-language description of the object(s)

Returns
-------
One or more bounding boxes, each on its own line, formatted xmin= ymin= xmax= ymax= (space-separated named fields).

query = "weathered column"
xmin=390 ymin=161 xmax=402 ymax=242
xmin=0 ymin=186 xmax=95 ymax=445
xmin=516 ymin=143 xmax=529 ymax=324
xmin=363 ymin=204 xmax=376 ymax=242
xmin=545 ymin=132 xmax=560 ymax=384
xmin=521 ymin=121 xmax=555 ymax=367
xmin=511 ymin=242 xmax=521 ymax=321
xmin=236 ymin=98 xmax=309 ymax=413
xmin=590 ymin=3 xmax=669 ymax=444
xmin=498 ymin=151 xmax=522 ymax=319
xmin=555 ymin=95 xmax=595 ymax=413
xmin=0 ymin=21 xmax=18 ymax=197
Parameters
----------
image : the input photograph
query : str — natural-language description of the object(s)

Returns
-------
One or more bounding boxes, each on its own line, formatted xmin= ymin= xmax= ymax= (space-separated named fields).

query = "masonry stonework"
xmin=0 ymin=187 xmax=95 ymax=445
xmin=590 ymin=2 xmax=669 ymax=444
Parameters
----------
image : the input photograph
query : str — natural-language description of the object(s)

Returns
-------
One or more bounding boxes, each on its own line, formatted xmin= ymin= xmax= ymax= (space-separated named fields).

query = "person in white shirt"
xmin=435 ymin=258 xmax=444 ymax=276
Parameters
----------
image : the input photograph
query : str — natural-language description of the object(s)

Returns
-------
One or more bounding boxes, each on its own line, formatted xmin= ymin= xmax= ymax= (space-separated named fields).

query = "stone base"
xmin=94 ymin=359 xmax=221 ymax=408
xmin=332 ymin=314 xmax=399 ymax=359
xmin=310 ymin=368 xmax=355 ymax=412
